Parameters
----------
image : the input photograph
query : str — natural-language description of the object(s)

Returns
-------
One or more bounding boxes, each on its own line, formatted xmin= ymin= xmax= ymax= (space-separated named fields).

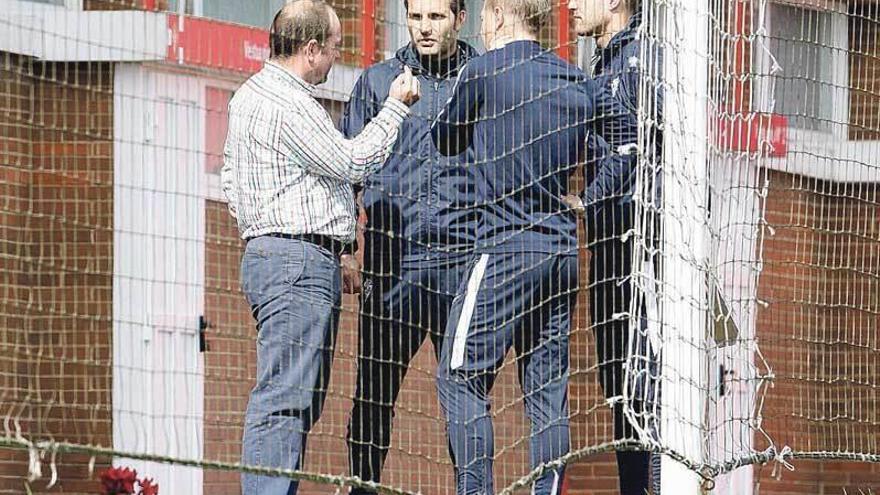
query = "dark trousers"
xmin=347 ymin=236 xmax=469 ymax=494
xmin=589 ymin=204 xmax=660 ymax=495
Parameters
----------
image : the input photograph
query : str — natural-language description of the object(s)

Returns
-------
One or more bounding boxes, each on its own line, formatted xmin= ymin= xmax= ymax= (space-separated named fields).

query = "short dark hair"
xmin=270 ymin=0 xmax=334 ymax=59
xmin=403 ymin=0 xmax=467 ymax=16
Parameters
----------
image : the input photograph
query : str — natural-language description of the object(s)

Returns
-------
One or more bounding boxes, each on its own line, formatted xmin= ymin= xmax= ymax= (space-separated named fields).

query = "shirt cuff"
xmin=383 ymin=97 xmax=411 ymax=121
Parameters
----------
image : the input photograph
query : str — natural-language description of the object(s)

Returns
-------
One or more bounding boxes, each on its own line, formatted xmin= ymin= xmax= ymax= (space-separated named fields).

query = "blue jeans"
xmin=437 ymin=252 xmax=577 ymax=495
xmin=239 ymin=236 xmax=341 ymax=495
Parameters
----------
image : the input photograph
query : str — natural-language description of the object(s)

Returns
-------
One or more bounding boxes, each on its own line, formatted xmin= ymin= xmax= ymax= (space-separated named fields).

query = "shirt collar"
xmin=607 ymin=12 xmax=641 ymax=51
xmin=592 ymin=15 xmax=640 ymax=76
xmin=264 ymin=60 xmax=316 ymax=95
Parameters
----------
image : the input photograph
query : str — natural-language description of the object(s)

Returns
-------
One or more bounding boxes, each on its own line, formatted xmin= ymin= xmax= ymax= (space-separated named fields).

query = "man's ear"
xmin=305 ymin=39 xmax=320 ymax=61
xmin=608 ymin=0 xmax=622 ymax=12
xmin=494 ymin=4 xmax=505 ymax=31
xmin=454 ymin=9 xmax=467 ymax=31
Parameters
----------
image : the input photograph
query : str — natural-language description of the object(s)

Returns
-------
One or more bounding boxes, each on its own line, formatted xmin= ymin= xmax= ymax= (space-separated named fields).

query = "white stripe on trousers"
xmin=450 ymin=254 xmax=490 ymax=370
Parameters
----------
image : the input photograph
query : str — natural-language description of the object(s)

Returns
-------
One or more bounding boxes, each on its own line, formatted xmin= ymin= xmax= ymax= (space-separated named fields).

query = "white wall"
xmin=113 ymin=63 xmax=206 ymax=494
xmin=707 ymin=156 xmax=766 ymax=495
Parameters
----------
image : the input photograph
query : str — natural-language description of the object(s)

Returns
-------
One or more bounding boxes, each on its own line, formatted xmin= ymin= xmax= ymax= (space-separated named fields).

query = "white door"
xmin=706 ymin=157 xmax=764 ymax=495
xmin=147 ymin=314 xmax=204 ymax=493
xmin=113 ymin=65 xmax=205 ymax=494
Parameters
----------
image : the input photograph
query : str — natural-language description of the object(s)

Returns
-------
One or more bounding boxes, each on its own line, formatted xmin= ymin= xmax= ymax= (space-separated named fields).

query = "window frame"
xmin=172 ymin=0 xmax=202 ymax=15
xmin=754 ymin=1 xmax=850 ymax=143
xmin=383 ymin=0 xmax=407 ymax=59
xmin=755 ymin=1 xmax=879 ymax=182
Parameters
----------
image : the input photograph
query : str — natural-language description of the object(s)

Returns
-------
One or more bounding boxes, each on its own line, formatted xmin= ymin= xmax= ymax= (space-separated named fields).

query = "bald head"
xmin=270 ymin=0 xmax=336 ymax=59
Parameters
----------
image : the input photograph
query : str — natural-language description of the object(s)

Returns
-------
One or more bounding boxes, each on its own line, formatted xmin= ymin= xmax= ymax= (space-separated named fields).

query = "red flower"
xmin=138 ymin=478 xmax=159 ymax=495
xmin=99 ymin=467 xmax=138 ymax=495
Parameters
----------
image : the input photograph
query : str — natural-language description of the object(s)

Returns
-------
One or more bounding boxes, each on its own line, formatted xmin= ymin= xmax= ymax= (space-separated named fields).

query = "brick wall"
xmin=199 ymin=162 xmax=623 ymax=494
xmin=849 ymin=0 xmax=880 ymax=141
xmin=202 ymin=200 xmax=253 ymax=494
xmin=564 ymin=180 xmax=620 ymax=495
xmin=0 ymin=54 xmax=114 ymax=494
xmin=0 ymin=50 xmax=37 ymax=495
xmin=754 ymin=171 xmax=879 ymax=494
xmin=195 ymin=81 xmax=878 ymax=495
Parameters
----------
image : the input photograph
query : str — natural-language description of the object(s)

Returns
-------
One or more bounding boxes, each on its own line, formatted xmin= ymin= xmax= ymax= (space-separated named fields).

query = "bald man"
xmin=221 ymin=1 xmax=419 ymax=493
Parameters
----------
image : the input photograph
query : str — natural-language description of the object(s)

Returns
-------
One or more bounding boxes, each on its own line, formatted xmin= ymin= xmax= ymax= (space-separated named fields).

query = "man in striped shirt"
xmin=221 ymin=1 xmax=419 ymax=493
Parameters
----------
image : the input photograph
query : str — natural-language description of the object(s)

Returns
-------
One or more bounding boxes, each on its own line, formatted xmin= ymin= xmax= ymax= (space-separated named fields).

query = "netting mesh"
xmin=0 ymin=0 xmax=878 ymax=494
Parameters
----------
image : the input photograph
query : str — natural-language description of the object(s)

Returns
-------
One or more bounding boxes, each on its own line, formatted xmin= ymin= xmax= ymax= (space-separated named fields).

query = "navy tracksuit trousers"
xmin=347 ymin=234 xmax=470 ymax=494
xmin=589 ymin=204 xmax=661 ymax=495
xmin=436 ymin=252 xmax=578 ymax=495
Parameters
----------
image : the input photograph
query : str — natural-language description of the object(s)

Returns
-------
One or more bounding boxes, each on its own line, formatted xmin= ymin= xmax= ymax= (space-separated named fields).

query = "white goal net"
xmin=0 ymin=0 xmax=877 ymax=494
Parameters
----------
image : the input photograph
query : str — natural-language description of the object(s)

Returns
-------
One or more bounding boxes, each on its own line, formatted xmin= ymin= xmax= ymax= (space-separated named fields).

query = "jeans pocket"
xmin=284 ymin=240 xmax=307 ymax=287
xmin=293 ymin=245 xmax=340 ymax=306
xmin=241 ymin=251 xmax=266 ymax=307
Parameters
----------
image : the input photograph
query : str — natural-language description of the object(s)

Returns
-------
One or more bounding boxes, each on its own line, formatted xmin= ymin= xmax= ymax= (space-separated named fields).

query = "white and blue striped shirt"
xmin=222 ymin=61 xmax=409 ymax=242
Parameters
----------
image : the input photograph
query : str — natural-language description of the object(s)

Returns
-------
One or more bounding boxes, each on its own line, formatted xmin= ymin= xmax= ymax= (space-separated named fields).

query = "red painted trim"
xmin=716 ymin=112 xmax=788 ymax=156
xmin=361 ymin=0 xmax=377 ymax=68
xmin=167 ymin=14 xmax=270 ymax=74
xmin=557 ymin=0 xmax=571 ymax=61
xmin=716 ymin=1 xmax=788 ymax=156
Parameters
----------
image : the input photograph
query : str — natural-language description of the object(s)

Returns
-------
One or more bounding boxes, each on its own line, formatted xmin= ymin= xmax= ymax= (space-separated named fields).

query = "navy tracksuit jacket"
xmin=431 ymin=40 xmax=638 ymax=495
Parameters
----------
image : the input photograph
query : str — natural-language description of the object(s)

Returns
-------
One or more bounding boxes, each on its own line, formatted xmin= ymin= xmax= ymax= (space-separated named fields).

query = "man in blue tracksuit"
xmin=341 ymin=0 xmax=479 ymax=492
xmin=431 ymin=0 xmax=637 ymax=492
xmin=568 ymin=1 xmax=663 ymax=493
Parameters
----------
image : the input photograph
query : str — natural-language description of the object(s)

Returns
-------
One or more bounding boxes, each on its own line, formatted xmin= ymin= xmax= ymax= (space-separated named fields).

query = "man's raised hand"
xmin=390 ymin=66 xmax=421 ymax=106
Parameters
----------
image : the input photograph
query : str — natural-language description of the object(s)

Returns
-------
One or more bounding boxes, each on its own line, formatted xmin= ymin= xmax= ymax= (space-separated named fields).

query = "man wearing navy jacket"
xmin=568 ymin=0 xmax=663 ymax=493
xmin=431 ymin=0 xmax=637 ymax=491
xmin=341 ymin=0 xmax=479 ymax=492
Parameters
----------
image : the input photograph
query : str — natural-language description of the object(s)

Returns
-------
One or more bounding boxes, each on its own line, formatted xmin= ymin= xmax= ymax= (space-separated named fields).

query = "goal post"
xmin=655 ymin=0 xmax=711 ymax=492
